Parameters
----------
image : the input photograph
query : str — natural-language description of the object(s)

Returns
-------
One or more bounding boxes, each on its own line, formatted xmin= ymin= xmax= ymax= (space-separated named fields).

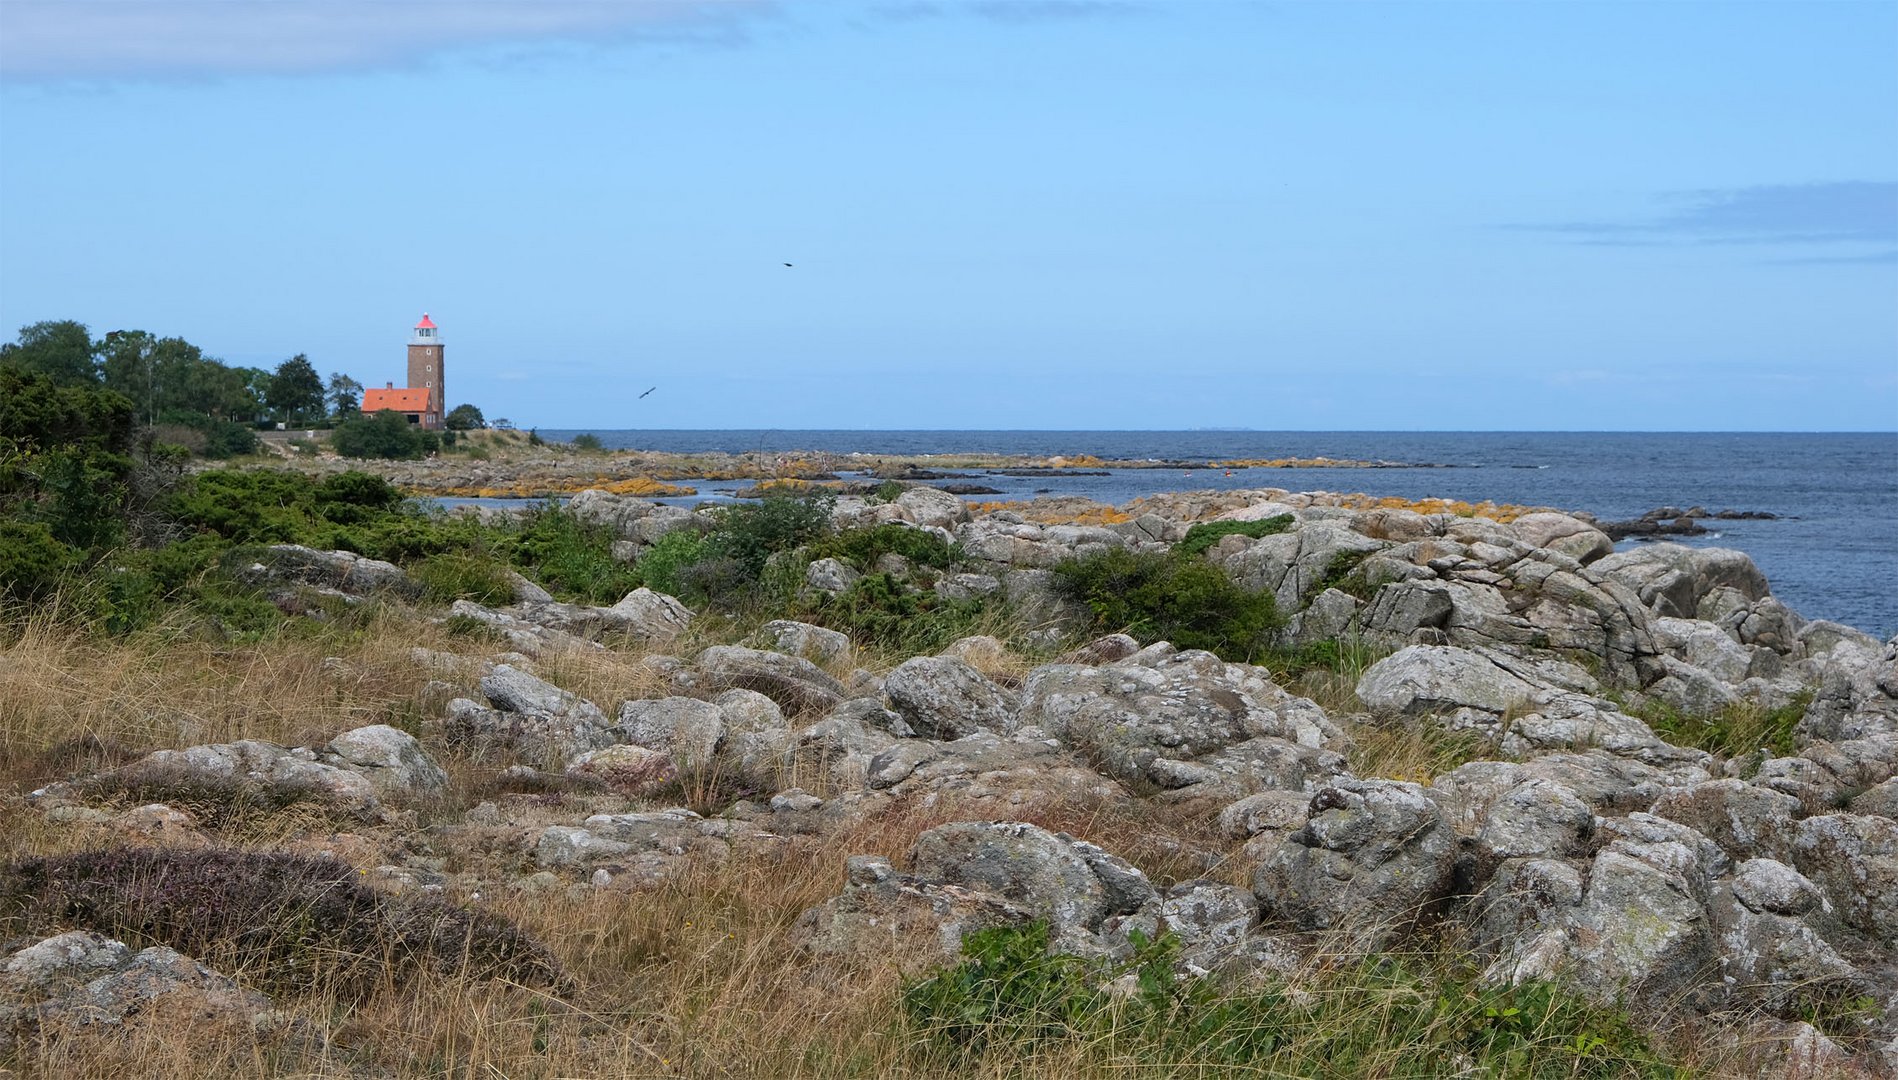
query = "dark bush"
xmin=1175 ymin=514 xmax=1296 ymax=557
xmin=510 ymin=503 xmax=641 ymax=604
xmin=332 ymin=409 xmax=427 ymax=460
xmin=807 ymin=522 xmax=961 ymax=572
xmin=0 ymin=520 xmax=76 ymax=601
xmin=0 ymin=848 xmax=563 ymax=998
xmin=805 ymin=572 xmax=989 ymax=655
xmin=709 ymin=493 xmax=834 ymax=579
xmin=1051 ymin=547 xmax=1283 ymax=662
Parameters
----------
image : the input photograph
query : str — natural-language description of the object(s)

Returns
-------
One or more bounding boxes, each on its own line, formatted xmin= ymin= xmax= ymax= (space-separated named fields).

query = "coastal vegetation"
xmin=3 ymin=341 xmax=1890 ymax=1079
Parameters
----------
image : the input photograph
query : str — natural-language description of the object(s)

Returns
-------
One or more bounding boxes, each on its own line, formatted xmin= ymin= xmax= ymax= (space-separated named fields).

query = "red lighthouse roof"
xmin=415 ymin=313 xmax=437 ymax=329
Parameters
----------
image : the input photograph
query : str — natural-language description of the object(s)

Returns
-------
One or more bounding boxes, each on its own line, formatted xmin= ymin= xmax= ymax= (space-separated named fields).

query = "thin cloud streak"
xmin=0 ymin=1 xmax=780 ymax=82
xmin=1506 ymin=181 xmax=1898 ymax=250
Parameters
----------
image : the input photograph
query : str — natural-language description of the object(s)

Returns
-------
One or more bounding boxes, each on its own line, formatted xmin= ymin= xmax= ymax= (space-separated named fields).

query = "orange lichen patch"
xmin=966 ymin=500 xmax=1134 ymax=525
xmin=1212 ymin=457 xmax=1379 ymax=469
xmin=1040 ymin=454 xmax=1106 ymax=468
xmin=1342 ymin=494 xmax=1545 ymax=523
xmin=430 ymin=476 xmax=696 ymax=499
xmin=597 ymin=477 xmax=696 ymax=497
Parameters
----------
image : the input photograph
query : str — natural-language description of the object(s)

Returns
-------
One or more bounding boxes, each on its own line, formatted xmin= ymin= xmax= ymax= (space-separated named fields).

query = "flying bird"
xmin=639 ymin=387 xmax=656 ymax=399
xmin=783 ymin=262 xmax=793 ymax=267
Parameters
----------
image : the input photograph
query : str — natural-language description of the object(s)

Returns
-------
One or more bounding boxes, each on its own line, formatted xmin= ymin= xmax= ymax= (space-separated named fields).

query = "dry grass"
xmin=0 ymin=616 xmax=1801 ymax=1079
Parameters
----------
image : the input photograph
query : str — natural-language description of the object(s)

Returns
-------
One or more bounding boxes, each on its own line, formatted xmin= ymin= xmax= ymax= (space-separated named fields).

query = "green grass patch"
xmin=1626 ymin=691 xmax=1811 ymax=761
xmin=806 ymin=522 xmax=962 ymax=572
xmin=901 ymin=923 xmax=1681 ymax=1078
xmin=1174 ymin=513 xmax=1295 ymax=557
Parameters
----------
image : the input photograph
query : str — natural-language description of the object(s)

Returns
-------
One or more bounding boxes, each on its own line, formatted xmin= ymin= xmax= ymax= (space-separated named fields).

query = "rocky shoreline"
xmin=10 ymin=482 xmax=1894 ymax=1074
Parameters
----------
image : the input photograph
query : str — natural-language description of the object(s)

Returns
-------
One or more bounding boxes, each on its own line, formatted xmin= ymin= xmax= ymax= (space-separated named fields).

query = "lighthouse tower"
xmin=406 ymin=313 xmax=445 ymax=429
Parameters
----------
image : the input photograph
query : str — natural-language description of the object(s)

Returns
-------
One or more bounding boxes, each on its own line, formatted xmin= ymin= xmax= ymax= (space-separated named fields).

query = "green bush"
xmin=571 ymin=433 xmax=603 ymax=451
xmin=1175 ymin=513 xmax=1296 ymax=557
xmin=633 ymin=528 xmax=711 ymax=597
xmin=0 ymin=520 xmax=76 ymax=602
xmin=415 ymin=552 xmax=517 ymax=605
xmin=1051 ymin=547 xmax=1283 ymax=662
xmin=804 ymin=572 xmax=990 ymax=655
xmin=707 ymin=493 xmax=835 ymax=580
xmin=332 ymin=409 xmax=428 ymax=460
xmin=806 ymin=522 xmax=961 ymax=572
xmin=509 ymin=503 xmax=640 ymax=604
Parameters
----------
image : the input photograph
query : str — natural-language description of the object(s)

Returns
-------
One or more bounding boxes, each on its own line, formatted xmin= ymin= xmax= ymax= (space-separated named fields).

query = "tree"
xmin=327 ymin=373 xmax=363 ymax=420
xmin=331 ymin=410 xmax=427 ymax=460
xmin=0 ymin=321 xmax=97 ymax=384
xmin=444 ymin=403 xmax=486 ymax=431
xmin=265 ymin=354 xmax=325 ymax=425
xmin=100 ymin=332 xmax=257 ymax=425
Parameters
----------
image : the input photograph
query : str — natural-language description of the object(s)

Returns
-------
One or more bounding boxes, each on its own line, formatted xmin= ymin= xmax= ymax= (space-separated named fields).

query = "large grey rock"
xmin=1019 ymin=655 xmax=1346 ymax=800
xmin=754 ymin=620 xmax=852 ymax=665
xmin=905 ymin=821 xmax=1160 ymax=958
xmin=1593 ymin=543 xmax=1770 ymax=619
xmin=790 ymin=854 xmax=1035 ymax=971
xmin=321 ymin=724 xmax=448 ymax=798
xmin=1714 ymin=861 xmax=1864 ymax=1013
xmin=805 ymin=558 xmax=860 ymax=594
xmin=883 ymin=656 xmax=1019 ymax=740
xmin=1213 ymin=521 xmax=1386 ymax=613
xmin=1355 ymin=645 xmax=1537 ymax=717
xmin=1788 ymin=813 xmax=1898 ymax=942
xmin=595 ymin=588 xmax=695 ymax=641
xmin=1475 ymin=778 xmax=1595 ymax=863
xmin=1252 ymin=780 xmax=1457 ymax=947
xmin=895 ymin=487 xmax=969 ymax=529
xmin=455 ymin=663 xmax=612 ymax=761
xmin=73 ymin=739 xmax=380 ymax=818
xmin=612 ymin=696 xmax=726 ymax=769
xmin=698 ymin=645 xmax=847 ymax=716
xmin=1 ymin=931 xmax=273 ymax=1035
xmin=1650 ymin=779 xmax=1802 ymax=863
xmin=236 ymin=543 xmax=421 ymax=598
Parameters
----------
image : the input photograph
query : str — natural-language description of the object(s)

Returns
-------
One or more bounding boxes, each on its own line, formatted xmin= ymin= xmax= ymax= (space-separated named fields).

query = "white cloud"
xmin=0 ymin=0 xmax=779 ymax=82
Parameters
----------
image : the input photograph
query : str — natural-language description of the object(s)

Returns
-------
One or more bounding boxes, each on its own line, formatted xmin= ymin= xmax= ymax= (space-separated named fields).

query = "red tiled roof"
xmin=363 ymin=387 xmax=431 ymax=413
xmin=415 ymin=313 xmax=437 ymax=329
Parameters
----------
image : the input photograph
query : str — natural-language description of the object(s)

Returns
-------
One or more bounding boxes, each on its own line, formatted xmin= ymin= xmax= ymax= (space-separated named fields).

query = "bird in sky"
xmin=639 ymin=387 xmax=656 ymax=399
xmin=783 ymin=262 xmax=793 ymax=267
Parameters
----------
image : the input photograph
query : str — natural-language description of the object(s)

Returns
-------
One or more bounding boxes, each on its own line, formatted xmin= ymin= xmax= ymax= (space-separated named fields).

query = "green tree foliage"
xmin=265 ymin=354 xmax=326 ymax=424
xmin=0 ymin=366 xmax=140 ymax=551
xmin=326 ymin=372 xmax=363 ymax=419
xmin=99 ymin=331 xmax=259 ymax=426
xmin=332 ymin=410 xmax=430 ymax=460
xmin=445 ymin=403 xmax=486 ymax=430
xmin=0 ymin=320 xmax=98 ymax=384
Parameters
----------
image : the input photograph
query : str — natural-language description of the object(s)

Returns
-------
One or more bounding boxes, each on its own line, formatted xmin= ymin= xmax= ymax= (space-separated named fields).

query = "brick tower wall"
xmin=407 ymin=343 xmax=445 ymax=428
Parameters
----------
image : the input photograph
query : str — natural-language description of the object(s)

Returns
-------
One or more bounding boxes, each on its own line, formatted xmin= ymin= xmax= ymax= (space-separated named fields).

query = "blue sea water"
xmin=528 ymin=431 xmax=1898 ymax=638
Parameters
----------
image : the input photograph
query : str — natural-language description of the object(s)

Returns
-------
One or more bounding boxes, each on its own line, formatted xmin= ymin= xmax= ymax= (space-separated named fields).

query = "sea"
xmin=525 ymin=431 xmax=1898 ymax=639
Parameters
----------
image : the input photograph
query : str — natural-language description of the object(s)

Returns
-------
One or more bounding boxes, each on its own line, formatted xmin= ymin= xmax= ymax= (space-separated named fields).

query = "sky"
xmin=1 ymin=0 xmax=1894 ymax=431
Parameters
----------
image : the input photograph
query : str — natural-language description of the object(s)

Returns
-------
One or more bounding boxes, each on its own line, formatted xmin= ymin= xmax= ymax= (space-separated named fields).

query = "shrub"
xmin=0 ymin=520 xmax=76 ymax=601
xmin=1174 ymin=513 xmax=1296 ymax=557
xmin=571 ymin=432 xmax=603 ymax=451
xmin=509 ymin=503 xmax=641 ymax=604
xmin=332 ymin=409 xmax=427 ymax=460
xmin=805 ymin=572 xmax=990 ymax=654
xmin=707 ymin=493 xmax=834 ymax=580
xmin=806 ymin=522 xmax=961 ymax=572
xmin=1051 ymin=547 xmax=1283 ymax=662
xmin=0 ymin=848 xmax=562 ymax=999
xmin=415 ymin=551 xmax=517 ymax=605
xmin=633 ymin=528 xmax=711 ymax=597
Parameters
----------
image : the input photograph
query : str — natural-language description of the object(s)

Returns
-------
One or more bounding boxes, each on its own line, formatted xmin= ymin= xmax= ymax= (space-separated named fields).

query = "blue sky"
xmin=1 ymin=1 xmax=1893 ymax=431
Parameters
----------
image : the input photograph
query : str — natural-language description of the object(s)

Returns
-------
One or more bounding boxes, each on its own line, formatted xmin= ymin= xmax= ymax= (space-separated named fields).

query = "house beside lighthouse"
xmin=361 ymin=314 xmax=446 ymax=429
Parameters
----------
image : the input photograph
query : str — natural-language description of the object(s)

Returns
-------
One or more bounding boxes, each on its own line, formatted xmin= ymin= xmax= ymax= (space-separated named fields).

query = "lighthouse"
xmin=405 ymin=313 xmax=445 ymax=429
